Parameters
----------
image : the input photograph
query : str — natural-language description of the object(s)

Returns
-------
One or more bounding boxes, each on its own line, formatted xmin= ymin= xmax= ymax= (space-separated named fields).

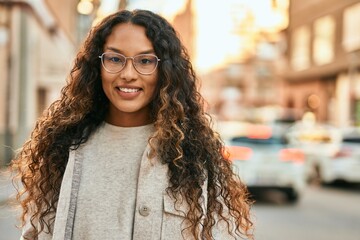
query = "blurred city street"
xmin=1 ymin=0 xmax=360 ymax=239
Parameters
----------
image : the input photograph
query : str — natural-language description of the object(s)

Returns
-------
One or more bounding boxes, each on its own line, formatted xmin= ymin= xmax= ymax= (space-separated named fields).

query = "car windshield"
xmin=231 ymin=136 xmax=286 ymax=145
xmin=343 ymin=137 xmax=360 ymax=143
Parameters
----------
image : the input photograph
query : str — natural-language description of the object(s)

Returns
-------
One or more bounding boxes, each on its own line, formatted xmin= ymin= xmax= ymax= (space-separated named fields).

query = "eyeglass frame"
xmin=98 ymin=52 xmax=161 ymax=75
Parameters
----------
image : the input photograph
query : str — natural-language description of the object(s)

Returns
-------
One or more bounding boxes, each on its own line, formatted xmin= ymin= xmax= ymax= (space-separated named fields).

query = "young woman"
xmin=12 ymin=9 xmax=254 ymax=240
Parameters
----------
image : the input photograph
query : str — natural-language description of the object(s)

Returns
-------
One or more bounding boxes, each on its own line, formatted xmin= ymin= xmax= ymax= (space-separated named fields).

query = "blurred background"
xmin=0 ymin=0 xmax=359 ymax=239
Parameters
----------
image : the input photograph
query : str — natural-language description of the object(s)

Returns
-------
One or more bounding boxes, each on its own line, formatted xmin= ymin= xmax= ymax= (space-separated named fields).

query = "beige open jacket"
xmin=21 ymin=144 xmax=240 ymax=240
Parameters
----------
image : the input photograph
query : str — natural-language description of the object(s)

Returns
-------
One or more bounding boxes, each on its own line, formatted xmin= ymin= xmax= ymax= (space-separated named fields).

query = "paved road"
xmin=252 ymin=183 xmax=360 ymax=240
xmin=0 ymin=202 xmax=21 ymax=240
xmin=0 ymin=184 xmax=359 ymax=240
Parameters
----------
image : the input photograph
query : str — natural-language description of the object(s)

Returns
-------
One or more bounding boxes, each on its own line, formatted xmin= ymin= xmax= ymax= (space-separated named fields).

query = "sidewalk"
xmin=0 ymin=168 xmax=17 ymax=205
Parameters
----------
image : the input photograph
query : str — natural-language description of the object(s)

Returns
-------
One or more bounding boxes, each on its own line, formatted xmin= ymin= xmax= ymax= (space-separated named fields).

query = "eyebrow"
xmin=105 ymin=46 xmax=155 ymax=55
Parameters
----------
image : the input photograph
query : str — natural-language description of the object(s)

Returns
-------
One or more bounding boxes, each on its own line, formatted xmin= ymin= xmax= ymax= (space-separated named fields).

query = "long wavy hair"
xmin=12 ymin=9 xmax=253 ymax=239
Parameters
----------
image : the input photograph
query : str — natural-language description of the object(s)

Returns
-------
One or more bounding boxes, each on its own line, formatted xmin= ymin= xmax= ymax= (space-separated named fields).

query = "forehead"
xmin=104 ymin=23 xmax=154 ymax=54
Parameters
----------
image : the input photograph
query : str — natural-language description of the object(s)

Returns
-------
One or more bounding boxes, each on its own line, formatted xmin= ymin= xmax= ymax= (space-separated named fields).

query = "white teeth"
xmin=118 ymin=87 xmax=140 ymax=93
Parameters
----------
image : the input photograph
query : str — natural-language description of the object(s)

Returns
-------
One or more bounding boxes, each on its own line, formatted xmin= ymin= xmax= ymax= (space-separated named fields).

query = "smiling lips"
xmin=115 ymin=87 xmax=142 ymax=99
xmin=117 ymin=87 xmax=141 ymax=93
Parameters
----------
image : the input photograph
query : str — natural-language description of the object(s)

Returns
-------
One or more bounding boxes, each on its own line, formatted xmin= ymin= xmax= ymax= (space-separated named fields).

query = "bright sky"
xmin=194 ymin=0 xmax=245 ymax=72
xmin=125 ymin=0 xmax=289 ymax=73
xmin=127 ymin=0 xmax=188 ymax=21
xmin=194 ymin=0 xmax=289 ymax=73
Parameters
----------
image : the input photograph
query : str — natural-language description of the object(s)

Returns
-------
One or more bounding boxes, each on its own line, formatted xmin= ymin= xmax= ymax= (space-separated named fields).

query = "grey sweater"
xmin=72 ymin=122 xmax=154 ymax=239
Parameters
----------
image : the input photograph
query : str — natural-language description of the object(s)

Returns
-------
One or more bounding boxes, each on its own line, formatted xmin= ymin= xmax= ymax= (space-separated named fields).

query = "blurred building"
xmin=171 ymin=0 xmax=195 ymax=59
xmin=0 ymin=0 xmax=90 ymax=166
xmin=283 ymin=0 xmax=360 ymax=127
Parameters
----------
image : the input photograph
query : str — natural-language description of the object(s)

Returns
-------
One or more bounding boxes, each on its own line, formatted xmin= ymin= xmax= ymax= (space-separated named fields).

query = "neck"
xmin=105 ymin=112 xmax=152 ymax=127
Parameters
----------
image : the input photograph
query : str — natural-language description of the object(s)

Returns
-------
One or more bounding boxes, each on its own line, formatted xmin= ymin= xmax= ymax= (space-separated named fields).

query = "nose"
xmin=119 ymin=58 xmax=137 ymax=81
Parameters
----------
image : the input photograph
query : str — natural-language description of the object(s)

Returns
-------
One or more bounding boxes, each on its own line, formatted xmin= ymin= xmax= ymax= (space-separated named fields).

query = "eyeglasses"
xmin=99 ymin=52 xmax=160 ymax=75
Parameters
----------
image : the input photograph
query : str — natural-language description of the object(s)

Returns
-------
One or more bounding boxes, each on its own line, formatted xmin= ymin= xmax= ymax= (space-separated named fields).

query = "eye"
xmin=136 ymin=55 xmax=156 ymax=65
xmin=110 ymin=57 xmax=121 ymax=62
xmin=104 ymin=54 xmax=125 ymax=64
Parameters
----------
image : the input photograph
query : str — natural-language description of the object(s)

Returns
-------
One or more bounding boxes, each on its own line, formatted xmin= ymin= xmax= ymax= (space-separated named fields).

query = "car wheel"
xmin=285 ymin=189 xmax=299 ymax=203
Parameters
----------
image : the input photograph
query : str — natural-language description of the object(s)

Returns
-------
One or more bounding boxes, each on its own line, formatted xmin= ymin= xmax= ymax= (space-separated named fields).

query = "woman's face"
xmin=101 ymin=23 xmax=159 ymax=127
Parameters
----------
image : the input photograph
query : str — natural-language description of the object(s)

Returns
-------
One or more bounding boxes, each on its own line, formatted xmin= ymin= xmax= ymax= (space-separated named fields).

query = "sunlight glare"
xmin=193 ymin=0 xmax=289 ymax=73
xmin=194 ymin=0 xmax=245 ymax=73
xmin=127 ymin=0 xmax=188 ymax=21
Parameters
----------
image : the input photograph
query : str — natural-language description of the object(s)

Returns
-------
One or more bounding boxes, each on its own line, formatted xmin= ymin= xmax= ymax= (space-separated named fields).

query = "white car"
xmin=285 ymin=122 xmax=360 ymax=184
xmin=225 ymin=134 xmax=306 ymax=203
xmin=321 ymin=131 xmax=360 ymax=184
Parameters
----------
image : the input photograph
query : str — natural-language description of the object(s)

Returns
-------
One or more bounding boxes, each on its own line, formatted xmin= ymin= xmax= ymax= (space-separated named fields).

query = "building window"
xmin=313 ymin=15 xmax=335 ymax=65
xmin=343 ymin=2 xmax=360 ymax=52
xmin=291 ymin=26 xmax=310 ymax=71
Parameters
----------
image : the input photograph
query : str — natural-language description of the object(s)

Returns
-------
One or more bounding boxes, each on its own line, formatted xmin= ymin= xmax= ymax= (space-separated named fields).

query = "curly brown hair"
xmin=12 ymin=9 xmax=253 ymax=239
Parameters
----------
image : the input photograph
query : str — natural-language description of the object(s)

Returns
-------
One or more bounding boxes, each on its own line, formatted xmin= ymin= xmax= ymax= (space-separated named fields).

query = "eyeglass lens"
xmin=101 ymin=53 xmax=159 ymax=74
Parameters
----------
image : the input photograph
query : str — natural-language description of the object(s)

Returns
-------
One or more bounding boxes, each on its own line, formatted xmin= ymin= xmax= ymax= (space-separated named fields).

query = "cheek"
xmin=101 ymin=71 xmax=114 ymax=88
